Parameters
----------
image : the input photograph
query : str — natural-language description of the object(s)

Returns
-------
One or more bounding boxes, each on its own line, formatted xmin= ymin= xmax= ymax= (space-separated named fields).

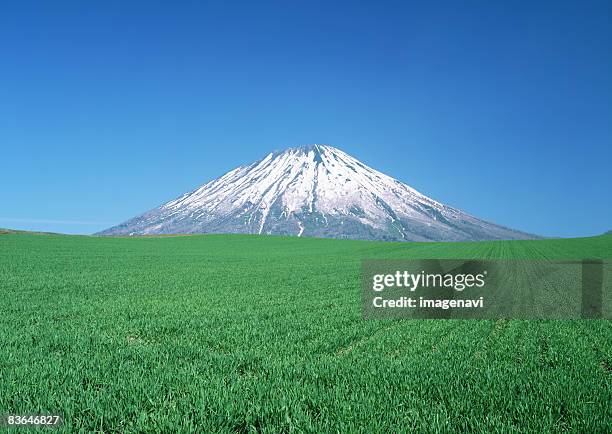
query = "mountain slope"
xmin=98 ymin=145 xmax=536 ymax=241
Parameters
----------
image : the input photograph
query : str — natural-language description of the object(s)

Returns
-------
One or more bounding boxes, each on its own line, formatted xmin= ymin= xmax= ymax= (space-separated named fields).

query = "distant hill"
xmin=0 ymin=228 xmax=59 ymax=235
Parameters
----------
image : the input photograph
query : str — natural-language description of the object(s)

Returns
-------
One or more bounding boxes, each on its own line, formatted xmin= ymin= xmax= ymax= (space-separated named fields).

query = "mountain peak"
xmin=276 ymin=144 xmax=336 ymax=156
xmin=287 ymin=143 xmax=332 ymax=151
xmin=98 ymin=145 xmax=536 ymax=241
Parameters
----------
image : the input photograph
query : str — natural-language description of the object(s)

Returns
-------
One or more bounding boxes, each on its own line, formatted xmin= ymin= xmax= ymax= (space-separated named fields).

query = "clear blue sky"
xmin=1 ymin=1 xmax=610 ymax=237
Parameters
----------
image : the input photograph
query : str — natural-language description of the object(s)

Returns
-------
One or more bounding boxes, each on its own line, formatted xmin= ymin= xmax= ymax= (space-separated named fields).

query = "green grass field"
xmin=1 ymin=232 xmax=610 ymax=432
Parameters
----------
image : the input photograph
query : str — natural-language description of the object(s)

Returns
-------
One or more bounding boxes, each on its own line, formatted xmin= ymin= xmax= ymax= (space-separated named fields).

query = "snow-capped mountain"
xmin=97 ymin=145 xmax=536 ymax=241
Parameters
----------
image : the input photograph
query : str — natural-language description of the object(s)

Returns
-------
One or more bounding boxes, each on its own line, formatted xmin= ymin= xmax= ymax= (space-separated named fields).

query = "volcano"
xmin=97 ymin=145 xmax=535 ymax=241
